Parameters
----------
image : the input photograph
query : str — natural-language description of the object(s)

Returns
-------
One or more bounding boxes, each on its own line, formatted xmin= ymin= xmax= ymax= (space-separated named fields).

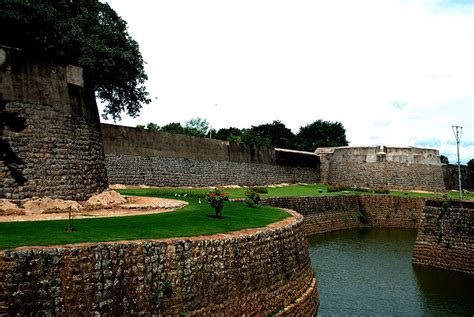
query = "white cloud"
xmin=100 ymin=0 xmax=474 ymax=163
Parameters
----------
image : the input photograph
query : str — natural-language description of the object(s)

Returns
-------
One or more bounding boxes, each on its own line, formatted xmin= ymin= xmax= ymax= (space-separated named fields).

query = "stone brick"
xmin=412 ymin=201 xmax=474 ymax=275
xmin=0 ymin=214 xmax=318 ymax=316
xmin=0 ymin=50 xmax=108 ymax=200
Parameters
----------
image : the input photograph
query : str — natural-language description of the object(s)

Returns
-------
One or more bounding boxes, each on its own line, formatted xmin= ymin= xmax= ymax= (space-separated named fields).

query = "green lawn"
xmin=0 ymin=198 xmax=289 ymax=250
xmin=117 ymin=184 xmax=328 ymax=199
xmin=1 ymin=183 xmax=471 ymax=250
xmin=117 ymin=184 xmax=474 ymax=200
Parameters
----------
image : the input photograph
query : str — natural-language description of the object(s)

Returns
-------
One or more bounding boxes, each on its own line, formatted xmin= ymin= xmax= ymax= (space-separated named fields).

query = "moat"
xmin=308 ymin=228 xmax=474 ymax=316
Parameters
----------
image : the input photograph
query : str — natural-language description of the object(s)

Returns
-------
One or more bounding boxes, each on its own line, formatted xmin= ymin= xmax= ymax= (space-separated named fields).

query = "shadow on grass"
xmin=206 ymin=215 xmax=230 ymax=220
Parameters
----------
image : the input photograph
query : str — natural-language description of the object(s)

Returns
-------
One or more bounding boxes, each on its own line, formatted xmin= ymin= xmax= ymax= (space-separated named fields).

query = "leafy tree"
xmin=206 ymin=128 xmax=217 ymax=139
xmin=440 ymin=155 xmax=449 ymax=164
xmin=293 ymin=120 xmax=348 ymax=152
xmin=136 ymin=124 xmax=145 ymax=129
xmin=215 ymin=127 xmax=243 ymax=142
xmin=184 ymin=118 xmax=209 ymax=137
xmin=160 ymin=122 xmax=184 ymax=134
xmin=228 ymin=135 xmax=242 ymax=143
xmin=241 ymin=129 xmax=272 ymax=147
xmin=146 ymin=122 xmax=160 ymax=131
xmin=251 ymin=120 xmax=295 ymax=148
xmin=468 ymin=159 xmax=474 ymax=170
xmin=0 ymin=0 xmax=150 ymax=121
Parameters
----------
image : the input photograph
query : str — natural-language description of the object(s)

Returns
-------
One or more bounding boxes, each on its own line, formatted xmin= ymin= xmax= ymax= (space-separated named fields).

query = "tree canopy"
xmin=0 ymin=0 xmax=150 ymax=121
xmin=468 ymin=159 xmax=474 ymax=170
xmin=137 ymin=118 xmax=349 ymax=152
xmin=440 ymin=155 xmax=449 ymax=164
xmin=184 ymin=118 xmax=209 ymax=137
xmin=251 ymin=120 xmax=295 ymax=148
xmin=293 ymin=120 xmax=349 ymax=151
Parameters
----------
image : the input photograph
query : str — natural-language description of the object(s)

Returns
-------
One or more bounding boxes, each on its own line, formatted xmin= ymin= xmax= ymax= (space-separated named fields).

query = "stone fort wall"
xmin=412 ymin=200 xmax=474 ymax=275
xmin=261 ymin=195 xmax=426 ymax=235
xmin=102 ymin=124 xmax=321 ymax=187
xmin=442 ymin=164 xmax=474 ymax=190
xmin=0 ymin=48 xmax=107 ymax=200
xmin=0 ymin=211 xmax=318 ymax=316
xmin=316 ymin=146 xmax=446 ymax=192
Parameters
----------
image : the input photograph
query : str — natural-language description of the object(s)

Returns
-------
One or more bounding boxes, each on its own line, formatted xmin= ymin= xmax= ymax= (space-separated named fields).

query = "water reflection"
xmin=308 ymin=228 xmax=473 ymax=316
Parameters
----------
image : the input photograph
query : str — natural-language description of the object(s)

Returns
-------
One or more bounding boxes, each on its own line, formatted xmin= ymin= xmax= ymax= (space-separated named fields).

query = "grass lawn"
xmin=2 ymin=184 xmax=471 ymax=250
xmin=0 ymin=198 xmax=290 ymax=251
xmin=117 ymin=184 xmax=328 ymax=200
xmin=117 ymin=184 xmax=474 ymax=201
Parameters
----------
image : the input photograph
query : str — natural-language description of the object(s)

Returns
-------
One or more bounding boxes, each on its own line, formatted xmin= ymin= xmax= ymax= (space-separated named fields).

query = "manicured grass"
xmin=0 ymin=198 xmax=290 ymax=250
xmin=117 ymin=184 xmax=328 ymax=199
xmin=118 ymin=184 xmax=474 ymax=200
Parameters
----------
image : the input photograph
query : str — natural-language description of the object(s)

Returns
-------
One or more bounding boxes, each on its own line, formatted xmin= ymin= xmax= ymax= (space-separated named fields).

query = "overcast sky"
xmin=100 ymin=0 xmax=473 ymax=163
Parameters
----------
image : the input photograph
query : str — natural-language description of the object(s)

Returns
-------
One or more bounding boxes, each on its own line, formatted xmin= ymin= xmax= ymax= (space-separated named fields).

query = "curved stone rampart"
xmin=0 ymin=48 xmax=108 ymax=200
xmin=412 ymin=200 xmax=474 ymax=275
xmin=316 ymin=146 xmax=445 ymax=192
xmin=261 ymin=195 xmax=426 ymax=235
xmin=0 ymin=211 xmax=318 ymax=316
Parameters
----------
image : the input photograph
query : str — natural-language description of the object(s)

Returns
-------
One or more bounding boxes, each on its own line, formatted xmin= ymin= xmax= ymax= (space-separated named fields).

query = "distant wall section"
xmin=442 ymin=164 xmax=474 ymax=190
xmin=316 ymin=146 xmax=445 ymax=192
xmin=102 ymin=124 xmax=320 ymax=186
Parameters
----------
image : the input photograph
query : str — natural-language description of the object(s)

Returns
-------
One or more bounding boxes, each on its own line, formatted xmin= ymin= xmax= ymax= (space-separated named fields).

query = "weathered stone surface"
xmin=442 ymin=164 xmax=474 ymax=190
xmin=317 ymin=146 xmax=446 ymax=192
xmin=262 ymin=195 xmax=426 ymax=235
xmin=101 ymin=124 xmax=321 ymax=187
xmin=105 ymin=153 xmax=320 ymax=187
xmin=0 ymin=49 xmax=108 ymax=200
xmin=412 ymin=201 xmax=474 ymax=275
xmin=0 ymin=214 xmax=318 ymax=316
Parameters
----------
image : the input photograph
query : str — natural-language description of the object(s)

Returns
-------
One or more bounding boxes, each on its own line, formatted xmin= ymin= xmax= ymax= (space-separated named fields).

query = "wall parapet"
xmin=0 ymin=211 xmax=318 ymax=316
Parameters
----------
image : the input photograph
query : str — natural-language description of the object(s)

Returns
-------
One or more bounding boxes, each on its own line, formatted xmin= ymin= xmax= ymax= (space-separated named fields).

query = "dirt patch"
xmin=0 ymin=199 xmax=24 ymax=215
xmin=22 ymin=198 xmax=82 ymax=214
xmin=86 ymin=190 xmax=126 ymax=208
xmin=109 ymin=184 xmax=127 ymax=190
xmin=0 ymin=199 xmax=19 ymax=211
xmin=0 ymin=193 xmax=187 ymax=222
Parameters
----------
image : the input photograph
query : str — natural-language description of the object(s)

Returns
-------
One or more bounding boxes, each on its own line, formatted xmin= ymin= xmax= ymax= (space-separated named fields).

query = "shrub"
xmin=250 ymin=186 xmax=268 ymax=194
xmin=354 ymin=187 xmax=373 ymax=193
xmin=244 ymin=189 xmax=261 ymax=207
xmin=374 ymin=188 xmax=390 ymax=194
xmin=327 ymin=184 xmax=352 ymax=192
xmin=205 ymin=189 xmax=229 ymax=218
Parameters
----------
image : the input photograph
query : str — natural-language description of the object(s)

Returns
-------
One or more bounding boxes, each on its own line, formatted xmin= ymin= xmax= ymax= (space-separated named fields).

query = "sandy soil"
xmin=109 ymin=183 xmax=292 ymax=190
xmin=0 ymin=194 xmax=187 ymax=222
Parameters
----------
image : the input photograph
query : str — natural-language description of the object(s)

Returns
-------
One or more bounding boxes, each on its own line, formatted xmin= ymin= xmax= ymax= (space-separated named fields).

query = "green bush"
xmin=244 ymin=189 xmax=261 ymax=207
xmin=250 ymin=186 xmax=268 ymax=194
xmin=374 ymin=188 xmax=390 ymax=194
xmin=327 ymin=184 xmax=352 ymax=192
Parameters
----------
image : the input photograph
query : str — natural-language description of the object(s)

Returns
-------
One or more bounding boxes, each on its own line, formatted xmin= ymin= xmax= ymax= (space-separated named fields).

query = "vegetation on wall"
xmin=0 ymin=0 xmax=150 ymax=121
xmin=138 ymin=118 xmax=349 ymax=152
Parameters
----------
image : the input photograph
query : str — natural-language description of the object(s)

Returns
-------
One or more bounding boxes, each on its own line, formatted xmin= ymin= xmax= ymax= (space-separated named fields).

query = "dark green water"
xmin=308 ymin=228 xmax=474 ymax=316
